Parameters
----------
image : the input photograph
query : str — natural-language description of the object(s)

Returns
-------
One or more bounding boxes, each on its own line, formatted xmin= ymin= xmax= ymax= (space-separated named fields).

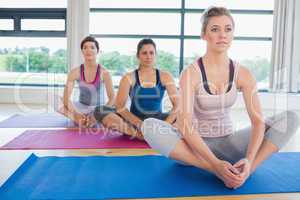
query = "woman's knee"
xmin=267 ymin=110 xmax=299 ymax=131
xmin=101 ymin=113 xmax=119 ymax=127
xmin=265 ymin=110 xmax=300 ymax=149
xmin=142 ymin=118 xmax=176 ymax=140
xmin=276 ymin=110 xmax=299 ymax=134
xmin=285 ymin=110 xmax=300 ymax=129
xmin=142 ymin=118 xmax=160 ymax=135
xmin=142 ymin=118 xmax=181 ymax=157
xmin=93 ymin=105 xmax=116 ymax=123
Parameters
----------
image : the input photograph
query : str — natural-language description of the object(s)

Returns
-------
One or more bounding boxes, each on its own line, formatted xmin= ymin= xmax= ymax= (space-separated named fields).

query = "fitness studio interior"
xmin=0 ymin=0 xmax=300 ymax=199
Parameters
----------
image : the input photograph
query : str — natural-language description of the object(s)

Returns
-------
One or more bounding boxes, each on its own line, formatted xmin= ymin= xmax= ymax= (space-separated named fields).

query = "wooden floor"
xmin=0 ymin=105 xmax=300 ymax=199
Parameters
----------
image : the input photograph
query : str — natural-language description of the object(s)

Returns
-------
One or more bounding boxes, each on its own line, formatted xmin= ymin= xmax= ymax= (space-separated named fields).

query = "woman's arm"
xmin=62 ymin=68 xmax=86 ymax=126
xmin=63 ymin=68 xmax=79 ymax=113
xmin=237 ymin=67 xmax=265 ymax=164
xmin=177 ymin=66 xmax=220 ymax=165
xmin=102 ymin=68 xmax=115 ymax=106
xmin=160 ymin=71 xmax=178 ymax=124
xmin=115 ymin=73 xmax=143 ymax=130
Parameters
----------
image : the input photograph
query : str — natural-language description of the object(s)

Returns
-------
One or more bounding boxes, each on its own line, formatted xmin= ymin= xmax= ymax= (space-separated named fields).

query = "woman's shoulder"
xmin=67 ymin=66 xmax=81 ymax=81
xmin=158 ymin=69 xmax=173 ymax=79
xmin=123 ymin=70 xmax=135 ymax=79
xmin=99 ymin=65 xmax=111 ymax=73
xmin=120 ymin=70 xmax=135 ymax=85
xmin=99 ymin=66 xmax=110 ymax=76
xmin=181 ymin=61 xmax=200 ymax=78
xmin=99 ymin=66 xmax=112 ymax=83
xmin=178 ymin=61 xmax=201 ymax=88
xmin=69 ymin=65 xmax=81 ymax=73
xmin=236 ymin=64 xmax=253 ymax=79
xmin=235 ymin=64 xmax=256 ymax=87
xmin=157 ymin=69 xmax=175 ymax=86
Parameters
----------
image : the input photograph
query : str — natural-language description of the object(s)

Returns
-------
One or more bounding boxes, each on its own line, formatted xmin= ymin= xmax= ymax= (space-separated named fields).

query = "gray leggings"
xmin=142 ymin=111 xmax=300 ymax=164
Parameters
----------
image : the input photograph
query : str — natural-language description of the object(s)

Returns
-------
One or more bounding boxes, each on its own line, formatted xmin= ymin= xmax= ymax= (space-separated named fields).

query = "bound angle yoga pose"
xmin=142 ymin=6 xmax=300 ymax=189
xmin=94 ymin=38 xmax=178 ymax=140
xmin=58 ymin=36 xmax=115 ymax=128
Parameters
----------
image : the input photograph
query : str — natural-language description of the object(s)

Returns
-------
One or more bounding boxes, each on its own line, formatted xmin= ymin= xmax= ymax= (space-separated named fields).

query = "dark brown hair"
xmin=80 ymin=36 xmax=99 ymax=52
xmin=136 ymin=38 xmax=157 ymax=57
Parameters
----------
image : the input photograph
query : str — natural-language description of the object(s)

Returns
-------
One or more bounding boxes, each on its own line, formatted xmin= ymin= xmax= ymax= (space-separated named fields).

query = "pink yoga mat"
xmin=0 ymin=129 xmax=150 ymax=149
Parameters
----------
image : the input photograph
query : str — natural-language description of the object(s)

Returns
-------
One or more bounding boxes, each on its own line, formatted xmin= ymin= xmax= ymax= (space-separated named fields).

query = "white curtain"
xmin=66 ymin=0 xmax=89 ymax=70
xmin=270 ymin=0 xmax=300 ymax=92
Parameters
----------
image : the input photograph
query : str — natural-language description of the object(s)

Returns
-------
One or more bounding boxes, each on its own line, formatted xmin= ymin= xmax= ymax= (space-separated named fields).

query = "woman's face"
xmin=81 ymin=41 xmax=98 ymax=61
xmin=137 ymin=44 xmax=156 ymax=67
xmin=202 ymin=15 xmax=234 ymax=53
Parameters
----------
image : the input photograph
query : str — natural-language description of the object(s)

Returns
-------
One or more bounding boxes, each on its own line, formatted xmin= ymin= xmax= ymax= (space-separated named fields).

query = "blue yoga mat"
xmin=0 ymin=153 xmax=300 ymax=199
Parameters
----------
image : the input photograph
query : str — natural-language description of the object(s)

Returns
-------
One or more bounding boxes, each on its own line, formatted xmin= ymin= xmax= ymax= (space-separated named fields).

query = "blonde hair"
xmin=200 ymin=6 xmax=235 ymax=36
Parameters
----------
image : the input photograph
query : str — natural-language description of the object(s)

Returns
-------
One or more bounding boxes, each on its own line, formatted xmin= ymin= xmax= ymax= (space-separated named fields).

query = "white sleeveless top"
xmin=191 ymin=58 xmax=240 ymax=137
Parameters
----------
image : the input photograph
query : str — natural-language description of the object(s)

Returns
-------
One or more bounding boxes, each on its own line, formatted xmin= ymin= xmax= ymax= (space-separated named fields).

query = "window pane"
xmin=0 ymin=37 xmax=67 ymax=85
xmin=90 ymin=0 xmax=181 ymax=8
xmin=22 ymin=19 xmax=65 ymax=31
xmin=0 ymin=0 xmax=66 ymax=8
xmin=90 ymin=12 xmax=180 ymax=35
xmin=184 ymin=39 xmax=271 ymax=90
xmin=185 ymin=13 xmax=273 ymax=37
xmin=0 ymin=19 xmax=14 ymax=30
xmin=186 ymin=0 xmax=274 ymax=10
xmin=96 ymin=38 xmax=180 ymax=86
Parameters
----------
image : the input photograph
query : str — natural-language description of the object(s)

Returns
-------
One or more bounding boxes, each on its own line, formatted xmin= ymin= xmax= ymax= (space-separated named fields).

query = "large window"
xmin=0 ymin=0 xmax=67 ymax=86
xmin=90 ymin=12 xmax=180 ymax=35
xmin=1 ymin=1 xmax=274 ymax=89
xmin=90 ymin=0 xmax=274 ymax=90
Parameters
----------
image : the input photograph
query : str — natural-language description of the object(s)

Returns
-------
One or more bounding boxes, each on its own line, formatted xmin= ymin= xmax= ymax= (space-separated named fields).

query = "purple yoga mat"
xmin=0 ymin=129 xmax=150 ymax=149
xmin=0 ymin=113 xmax=76 ymax=128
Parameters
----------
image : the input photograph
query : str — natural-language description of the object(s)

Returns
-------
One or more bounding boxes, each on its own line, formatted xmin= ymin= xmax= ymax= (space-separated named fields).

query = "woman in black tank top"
xmin=94 ymin=38 xmax=178 ymax=140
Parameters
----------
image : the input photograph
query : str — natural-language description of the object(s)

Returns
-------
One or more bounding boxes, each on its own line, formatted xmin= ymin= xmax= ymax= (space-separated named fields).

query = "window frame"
xmin=90 ymin=5 xmax=273 ymax=79
xmin=0 ymin=8 xmax=66 ymax=37
xmin=0 ymin=8 xmax=67 ymax=87
xmin=0 ymin=2 xmax=274 ymax=89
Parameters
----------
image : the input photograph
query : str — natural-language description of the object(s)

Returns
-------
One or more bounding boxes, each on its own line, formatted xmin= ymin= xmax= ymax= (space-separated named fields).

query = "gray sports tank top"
xmin=77 ymin=64 xmax=106 ymax=106
xmin=192 ymin=58 xmax=240 ymax=137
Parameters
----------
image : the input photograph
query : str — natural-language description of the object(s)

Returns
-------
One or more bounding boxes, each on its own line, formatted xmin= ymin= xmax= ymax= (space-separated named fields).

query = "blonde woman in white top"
xmin=142 ymin=6 xmax=299 ymax=189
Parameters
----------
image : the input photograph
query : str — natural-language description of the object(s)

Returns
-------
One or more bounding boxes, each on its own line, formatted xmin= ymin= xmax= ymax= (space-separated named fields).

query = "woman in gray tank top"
xmin=142 ymin=7 xmax=299 ymax=189
xmin=57 ymin=36 xmax=115 ymax=128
